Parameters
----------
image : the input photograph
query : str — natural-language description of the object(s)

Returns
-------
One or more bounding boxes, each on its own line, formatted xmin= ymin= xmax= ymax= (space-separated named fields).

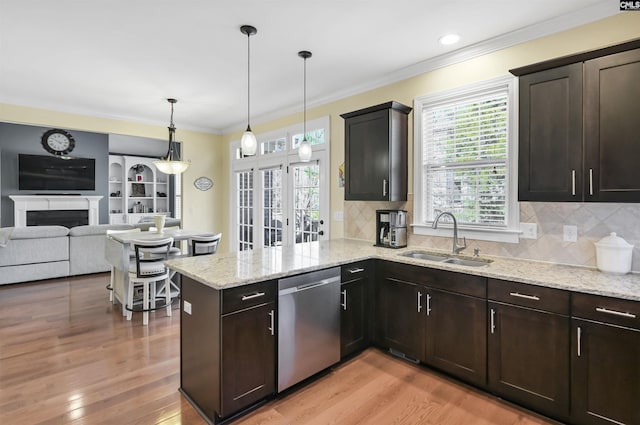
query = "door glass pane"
xmin=262 ymin=167 xmax=283 ymax=247
xmin=236 ymin=170 xmax=253 ymax=251
xmin=292 ymin=163 xmax=320 ymax=244
xmin=292 ymin=128 xmax=325 ymax=149
xmin=261 ymin=137 xmax=287 ymax=155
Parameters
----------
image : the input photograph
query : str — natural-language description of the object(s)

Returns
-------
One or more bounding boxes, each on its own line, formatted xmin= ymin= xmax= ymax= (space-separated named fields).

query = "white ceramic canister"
xmin=594 ymin=232 xmax=634 ymax=275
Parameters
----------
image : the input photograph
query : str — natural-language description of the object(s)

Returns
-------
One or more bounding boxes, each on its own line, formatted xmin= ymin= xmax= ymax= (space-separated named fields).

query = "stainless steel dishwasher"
xmin=278 ymin=267 xmax=341 ymax=392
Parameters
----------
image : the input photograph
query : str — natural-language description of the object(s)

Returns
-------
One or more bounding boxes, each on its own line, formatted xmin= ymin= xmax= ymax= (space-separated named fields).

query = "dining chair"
xmin=106 ymin=228 xmax=140 ymax=304
xmin=189 ymin=233 xmax=222 ymax=256
xmin=127 ymin=237 xmax=174 ymax=325
xmin=146 ymin=227 xmax=182 ymax=256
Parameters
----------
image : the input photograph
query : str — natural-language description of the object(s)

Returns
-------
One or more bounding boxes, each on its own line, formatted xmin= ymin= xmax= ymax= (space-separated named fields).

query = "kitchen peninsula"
xmin=167 ymin=239 xmax=640 ymax=425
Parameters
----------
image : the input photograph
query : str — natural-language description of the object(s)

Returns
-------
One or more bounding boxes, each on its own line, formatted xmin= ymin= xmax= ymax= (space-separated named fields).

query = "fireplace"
xmin=9 ymin=195 xmax=103 ymax=227
xmin=27 ymin=210 xmax=89 ymax=228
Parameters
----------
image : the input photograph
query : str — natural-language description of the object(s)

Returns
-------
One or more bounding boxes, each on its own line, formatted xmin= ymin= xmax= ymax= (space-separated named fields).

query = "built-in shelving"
xmin=108 ymin=155 xmax=172 ymax=225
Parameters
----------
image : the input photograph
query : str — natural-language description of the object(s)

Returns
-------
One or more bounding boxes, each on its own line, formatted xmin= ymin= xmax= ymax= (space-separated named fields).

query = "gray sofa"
xmin=0 ymin=218 xmax=181 ymax=285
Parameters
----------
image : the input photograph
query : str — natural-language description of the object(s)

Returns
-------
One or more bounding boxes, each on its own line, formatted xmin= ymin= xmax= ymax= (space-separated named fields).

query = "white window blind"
xmin=422 ymin=88 xmax=509 ymax=227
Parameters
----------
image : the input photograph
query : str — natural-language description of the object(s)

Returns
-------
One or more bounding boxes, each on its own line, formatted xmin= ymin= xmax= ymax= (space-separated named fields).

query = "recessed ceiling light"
xmin=439 ymin=34 xmax=460 ymax=45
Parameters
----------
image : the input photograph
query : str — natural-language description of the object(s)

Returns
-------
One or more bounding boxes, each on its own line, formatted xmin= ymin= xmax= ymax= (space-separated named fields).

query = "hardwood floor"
xmin=0 ymin=274 xmax=556 ymax=425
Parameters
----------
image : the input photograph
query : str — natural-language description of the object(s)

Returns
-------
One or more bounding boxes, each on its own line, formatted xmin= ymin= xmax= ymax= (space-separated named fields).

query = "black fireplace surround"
xmin=26 ymin=210 xmax=89 ymax=228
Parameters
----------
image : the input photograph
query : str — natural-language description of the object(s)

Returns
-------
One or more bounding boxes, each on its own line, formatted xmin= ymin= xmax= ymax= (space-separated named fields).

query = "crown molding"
xmin=223 ymin=3 xmax=618 ymax=134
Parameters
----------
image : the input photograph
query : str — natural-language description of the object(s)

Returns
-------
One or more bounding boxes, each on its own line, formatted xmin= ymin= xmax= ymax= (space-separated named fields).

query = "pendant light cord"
xmin=303 ymin=55 xmax=307 ymax=138
xmin=246 ymin=30 xmax=251 ymax=130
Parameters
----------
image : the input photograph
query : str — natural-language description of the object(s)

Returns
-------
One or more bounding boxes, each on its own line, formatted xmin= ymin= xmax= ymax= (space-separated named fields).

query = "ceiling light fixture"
xmin=439 ymin=34 xmax=460 ymax=45
xmin=240 ymin=25 xmax=258 ymax=156
xmin=298 ymin=50 xmax=312 ymax=162
xmin=153 ymin=98 xmax=191 ymax=175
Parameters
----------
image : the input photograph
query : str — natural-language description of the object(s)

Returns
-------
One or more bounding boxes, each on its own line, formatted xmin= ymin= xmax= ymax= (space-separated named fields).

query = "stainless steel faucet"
xmin=432 ymin=212 xmax=467 ymax=254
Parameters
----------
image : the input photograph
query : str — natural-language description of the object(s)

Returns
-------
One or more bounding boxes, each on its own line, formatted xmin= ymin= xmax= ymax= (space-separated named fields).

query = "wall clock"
xmin=41 ymin=129 xmax=75 ymax=156
xmin=194 ymin=176 xmax=213 ymax=191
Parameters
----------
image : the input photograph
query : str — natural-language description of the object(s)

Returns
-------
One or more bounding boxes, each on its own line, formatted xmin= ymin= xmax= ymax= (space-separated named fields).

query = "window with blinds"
xmin=421 ymin=85 xmax=510 ymax=228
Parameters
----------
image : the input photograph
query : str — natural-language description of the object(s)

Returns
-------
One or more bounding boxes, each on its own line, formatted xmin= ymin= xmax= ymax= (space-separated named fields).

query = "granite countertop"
xmin=165 ymin=238 xmax=640 ymax=301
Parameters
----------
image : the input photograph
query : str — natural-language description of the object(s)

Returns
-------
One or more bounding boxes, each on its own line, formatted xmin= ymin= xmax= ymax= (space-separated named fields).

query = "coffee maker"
xmin=376 ymin=209 xmax=407 ymax=248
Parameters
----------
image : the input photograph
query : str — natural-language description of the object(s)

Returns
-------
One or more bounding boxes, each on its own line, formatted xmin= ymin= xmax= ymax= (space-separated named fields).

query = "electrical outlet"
xmin=520 ymin=222 xmax=538 ymax=239
xmin=563 ymin=225 xmax=578 ymax=242
xmin=333 ymin=211 xmax=344 ymax=222
xmin=184 ymin=300 xmax=192 ymax=315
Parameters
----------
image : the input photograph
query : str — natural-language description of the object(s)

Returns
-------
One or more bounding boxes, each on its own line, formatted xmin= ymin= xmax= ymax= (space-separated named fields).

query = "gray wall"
xmin=0 ymin=122 xmax=109 ymax=226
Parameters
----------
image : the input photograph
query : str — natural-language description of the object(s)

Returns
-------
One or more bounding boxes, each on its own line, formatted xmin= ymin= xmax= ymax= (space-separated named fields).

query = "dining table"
xmin=104 ymin=228 xmax=206 ymax=312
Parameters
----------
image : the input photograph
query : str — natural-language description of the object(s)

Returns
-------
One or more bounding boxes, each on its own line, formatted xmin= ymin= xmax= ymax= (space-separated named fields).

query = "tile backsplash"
xmin=344 ymin=196 xmax=640 ymax=272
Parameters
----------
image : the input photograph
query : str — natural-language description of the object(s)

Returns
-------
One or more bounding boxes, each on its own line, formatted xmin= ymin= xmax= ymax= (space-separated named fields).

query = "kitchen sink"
xmin=399 ymin=251 xmax=450 ymax=261
xmin=441 ymin=257 xmax=492 ymax=267
xmin=399 ymin=250 xmax=492 ymax=267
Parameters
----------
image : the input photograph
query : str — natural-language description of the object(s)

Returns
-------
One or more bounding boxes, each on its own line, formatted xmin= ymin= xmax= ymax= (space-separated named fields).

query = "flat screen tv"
xmin=18 ymin=154 xmax=96 ymax=191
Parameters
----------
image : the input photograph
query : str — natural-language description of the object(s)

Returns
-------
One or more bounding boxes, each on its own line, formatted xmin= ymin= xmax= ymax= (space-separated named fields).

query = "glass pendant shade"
xmin=154 ymin=159 xmax=190 ymax=174
xmin=153 ymin=98 xmax=190 ymax=175
xmin=298 ymin=138 xmax=312 ymax=162
xmin=241 ymin=127 xmax=258 ymax=156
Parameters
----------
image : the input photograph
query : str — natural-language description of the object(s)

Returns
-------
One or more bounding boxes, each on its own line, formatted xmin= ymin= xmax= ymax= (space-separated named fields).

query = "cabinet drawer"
xmin=572 ymin=292 xmax=640 ymax=330
xmin=381 ymin=260 xmax=485 ymax=298
xmin=341 ymin=260 xmax=370 ymax=283
xmin=222 ymin=280 xmax=276 ymax=314
xmin=488 ymin=279 xmax=570 ymax=315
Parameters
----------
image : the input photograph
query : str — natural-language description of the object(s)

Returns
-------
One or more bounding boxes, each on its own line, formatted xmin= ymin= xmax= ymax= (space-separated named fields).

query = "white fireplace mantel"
xmin=10 ymin=195 xmax=103 ymax=227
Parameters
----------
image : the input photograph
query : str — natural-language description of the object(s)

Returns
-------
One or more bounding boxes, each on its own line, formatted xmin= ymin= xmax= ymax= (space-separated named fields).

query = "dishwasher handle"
xmin=279 ymin=276 xmax=340 ymax=296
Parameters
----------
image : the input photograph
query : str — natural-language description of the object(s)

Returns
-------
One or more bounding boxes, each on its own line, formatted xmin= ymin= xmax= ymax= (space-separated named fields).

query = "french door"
xmin=232 ymin=117 xmax=330 ymax=251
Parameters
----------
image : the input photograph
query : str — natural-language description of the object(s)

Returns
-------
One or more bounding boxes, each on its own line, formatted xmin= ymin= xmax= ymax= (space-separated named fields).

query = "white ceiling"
xmin=0 ymin=1 xmax=617 ymax=134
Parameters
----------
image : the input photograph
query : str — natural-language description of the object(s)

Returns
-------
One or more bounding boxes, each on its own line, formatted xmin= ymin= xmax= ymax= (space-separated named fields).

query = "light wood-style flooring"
xmin=0 ymin=274 xmax=556 ymax=425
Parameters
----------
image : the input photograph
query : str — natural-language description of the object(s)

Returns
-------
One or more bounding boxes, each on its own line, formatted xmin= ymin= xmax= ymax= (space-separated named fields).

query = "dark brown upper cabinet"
xmin=584 ymin=49 xmax=640 ymax=202
xmin=518 ymin=64 xmax=583 ymax=201
xmin=341 ymin=101 xmax=412 ymax=201
xmin=513 ymin=40 xmax=640 ymax=202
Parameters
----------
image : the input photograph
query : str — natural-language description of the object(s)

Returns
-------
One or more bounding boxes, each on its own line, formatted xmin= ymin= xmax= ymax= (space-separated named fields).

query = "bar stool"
xmin=189 ymin=233 xmax=222 ymax=256
xmin=106 ymin=228 xmax=140 ymax=304
xmin=127 ymin=237 xmax=174 ymax=325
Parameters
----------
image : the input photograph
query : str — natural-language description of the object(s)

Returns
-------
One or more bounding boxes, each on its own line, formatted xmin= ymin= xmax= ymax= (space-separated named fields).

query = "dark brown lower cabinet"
xmin=340 ymin=261 xmax=371 ymax=357
xmin=488 ymin=302 xmax=570 ymax=420
xmin=221 ymin=302 xmax=275 ymax=417
xmin=375 ymin=275 xmax=424 ymax=361
xmin=487 ymin=279 xmax=570 ymax=421
xmin=180 ymin=276 xmax=276 ymax=423
xmin=423 ymin=288 xmax=486 ymax=387
xmin=571 ymin=293 xmax=640 ymax=425
xmin=571 ymin=320 xmax=640 ymax=425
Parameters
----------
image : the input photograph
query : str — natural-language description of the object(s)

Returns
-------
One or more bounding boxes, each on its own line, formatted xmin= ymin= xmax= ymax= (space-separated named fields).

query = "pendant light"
xmin=153 ymin=98 xmax=191 ymax=175
xmin=240 ymin=25 xmax=258 ymax=156
xmin=298 ymin=50 xmax=312 ymax=162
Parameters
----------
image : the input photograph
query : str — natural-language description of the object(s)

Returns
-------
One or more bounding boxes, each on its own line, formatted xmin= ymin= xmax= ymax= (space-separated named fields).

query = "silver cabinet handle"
xmin=341 ymin=289 xmax=347 ymax=311
xmin=577 ymin=326 xmax=581 ymax=357
xmin=417 ymin=291 xmax=422 ymax=313
xmin=571 ymin=170 xmax=576 ymax=196
xmin=241 ymin=292 xmax=265 ymax=301
xmin=589 ymin=168 xmax=594 ymax=196
xmin=382 ymin=179 xmax=388 ymax=197
xmin=490 ymin=308 xmax=496 ymax=334
xmin=595 ymin=307 xmax=637 ymax=319
xmin=348 ymin=268 xmax=365 ymax=274
xmin=426 ymin=294 xmax=431 ymax=316
xmin=268 ymin=310 xmax=275 ymax=336
xmin=509 ymin=292 xmax=540 ymax=301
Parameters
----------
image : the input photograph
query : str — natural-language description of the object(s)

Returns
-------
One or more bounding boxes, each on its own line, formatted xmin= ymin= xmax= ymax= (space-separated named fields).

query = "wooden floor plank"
xmin=0 ymin=274 xmax=556 ymax=425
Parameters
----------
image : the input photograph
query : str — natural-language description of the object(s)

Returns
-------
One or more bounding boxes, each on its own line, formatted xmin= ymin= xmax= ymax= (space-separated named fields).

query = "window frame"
xmin=412 ymin=75 xmax=520 ymax=243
